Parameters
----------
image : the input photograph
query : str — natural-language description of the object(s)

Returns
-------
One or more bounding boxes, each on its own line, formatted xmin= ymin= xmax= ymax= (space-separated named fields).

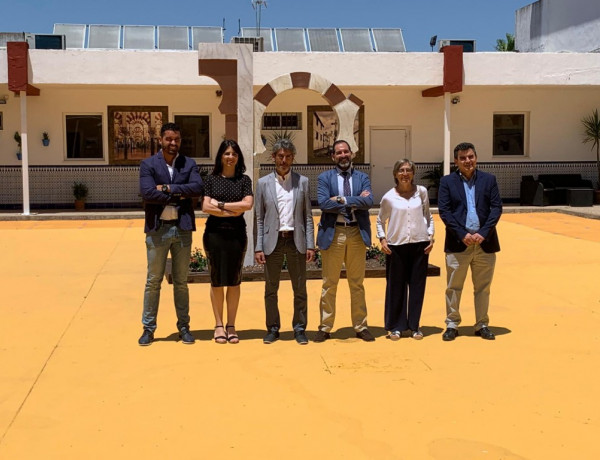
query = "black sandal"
xmin=226 ymin=324 xmax=239 ymax=344
xmin=214 ymin=325 xmax=227 ymax=344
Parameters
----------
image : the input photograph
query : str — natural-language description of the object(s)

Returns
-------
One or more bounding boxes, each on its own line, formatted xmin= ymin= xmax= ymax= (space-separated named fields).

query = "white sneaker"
xmin=412 ymin=330 xmax=424 ymax=340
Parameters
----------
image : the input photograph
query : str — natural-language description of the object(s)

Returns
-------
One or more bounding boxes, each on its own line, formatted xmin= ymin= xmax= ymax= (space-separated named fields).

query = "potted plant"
xmin=14 ymin=131 xmax=22 ymax=160
xmin=42 ymin=132 xmax=50 ymax=146
xmin=421 ymin=162 xmax=444 ymax=203
xmin=72 ymin=182 xmax=89 ymax=211
xmin=581 ymin=108 xmax=600 ymax=203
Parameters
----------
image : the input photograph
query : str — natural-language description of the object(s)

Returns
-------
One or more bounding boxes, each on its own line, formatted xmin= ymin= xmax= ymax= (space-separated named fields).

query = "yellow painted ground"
xmin=0 ymin=213 xmax=599 ymax=459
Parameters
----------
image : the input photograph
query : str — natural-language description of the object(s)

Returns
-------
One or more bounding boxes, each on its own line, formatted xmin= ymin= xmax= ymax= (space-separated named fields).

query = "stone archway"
xmin=253 ymin=72 xmax=363 ymax=157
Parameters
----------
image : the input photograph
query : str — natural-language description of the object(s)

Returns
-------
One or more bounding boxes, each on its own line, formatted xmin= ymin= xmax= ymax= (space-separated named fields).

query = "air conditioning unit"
xmin=25 ymin=34 xmax=66 ymax=50
xmin=231 ymin=36 xmax=264 ymax=52
xmin=439 ymin=39 xmax=476 ymax=53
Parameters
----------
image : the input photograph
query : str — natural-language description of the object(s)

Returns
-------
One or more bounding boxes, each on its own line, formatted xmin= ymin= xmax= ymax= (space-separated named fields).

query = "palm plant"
xmin=495 ymin=33 xmax=515 ymax=52
xmin=421 ymin=162 xmax=444 ymax=190
xmin=266 ymin=130 xmax=296 ymax=154
xmin=582 ymin=109 xmax=600 ymax=188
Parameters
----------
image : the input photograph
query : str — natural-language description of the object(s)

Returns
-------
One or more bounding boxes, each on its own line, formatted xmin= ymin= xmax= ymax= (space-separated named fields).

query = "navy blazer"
xmin=438 ymin=169 xmax=502 ymax=253
xmin=317 ymin=168 xmax=373 ymax=250
xmin=140 ymin=152 xmax=204 ymax=233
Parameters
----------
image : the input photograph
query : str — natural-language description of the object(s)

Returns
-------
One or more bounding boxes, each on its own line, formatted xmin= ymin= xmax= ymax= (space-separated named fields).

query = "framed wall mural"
xmin=307 ymin=105 xmax=364 ymax=164
xmin=107 ymin=106 xmax=168 ymax=165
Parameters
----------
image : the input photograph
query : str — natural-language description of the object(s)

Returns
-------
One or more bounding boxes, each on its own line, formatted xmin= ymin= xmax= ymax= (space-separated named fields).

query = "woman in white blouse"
xmin=376 ymin=159 xmax=434 ymax=340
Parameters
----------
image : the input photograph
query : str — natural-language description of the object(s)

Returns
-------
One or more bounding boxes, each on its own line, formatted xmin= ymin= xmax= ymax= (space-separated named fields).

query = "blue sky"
xmin=0 ymin=0 xmax=531 ymax=51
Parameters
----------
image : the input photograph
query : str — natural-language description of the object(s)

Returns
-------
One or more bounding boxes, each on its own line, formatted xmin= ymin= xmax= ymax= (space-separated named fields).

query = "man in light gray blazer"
xmin=255 ymin=139 xmax=315 ymax=345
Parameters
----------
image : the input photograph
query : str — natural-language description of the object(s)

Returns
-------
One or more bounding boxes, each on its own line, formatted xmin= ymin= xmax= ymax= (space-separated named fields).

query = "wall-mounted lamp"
xmin=215 ymin=90 xmax=223 ymax=97
xmin=0 ymin=95 xmax=7 ymax=104
xmin=451 ymin=96 xmax=460 ymax=105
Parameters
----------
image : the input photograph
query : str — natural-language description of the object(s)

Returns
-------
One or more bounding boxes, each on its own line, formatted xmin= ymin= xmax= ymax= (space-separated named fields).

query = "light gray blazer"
xmin=255 ymin=171 xmax=315 ymax=255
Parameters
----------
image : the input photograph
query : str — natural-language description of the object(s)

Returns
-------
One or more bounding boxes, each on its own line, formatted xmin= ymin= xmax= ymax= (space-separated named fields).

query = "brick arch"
xmin=253 ymin=72 xmax=363 ymax=155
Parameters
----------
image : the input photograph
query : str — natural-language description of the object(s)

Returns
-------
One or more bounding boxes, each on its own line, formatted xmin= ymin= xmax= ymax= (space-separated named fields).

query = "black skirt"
xmin=203 ymin=225 xmax=247 ymax=287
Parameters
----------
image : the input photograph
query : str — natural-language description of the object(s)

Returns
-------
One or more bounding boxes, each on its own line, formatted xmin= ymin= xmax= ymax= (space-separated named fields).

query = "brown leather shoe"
xmin=356 ymin=329 xmax=375 ymax=342
xmin=313 ymin=330 xmax=331 ymax=343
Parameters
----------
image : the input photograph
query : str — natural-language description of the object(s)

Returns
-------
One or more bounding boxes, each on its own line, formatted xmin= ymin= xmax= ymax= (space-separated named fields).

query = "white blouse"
xmin=376 ymin=185 xmax=434 ymax=245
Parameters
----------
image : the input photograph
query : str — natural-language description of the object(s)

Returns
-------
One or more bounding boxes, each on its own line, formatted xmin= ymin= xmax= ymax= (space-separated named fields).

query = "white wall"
xmin=0 ymin=86 xmax=226 ymax=166
xmin=2 ymin=48 xmax=600 ymax=166
xmin=516 ymin=0 xmax=600 ymax=52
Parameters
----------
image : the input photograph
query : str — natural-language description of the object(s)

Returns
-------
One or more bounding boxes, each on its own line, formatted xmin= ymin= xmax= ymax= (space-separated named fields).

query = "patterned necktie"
xmin=342 ymin=171 xmax=351 ymax=196
xmin=342 ymin=171 xmax=352 ymax=222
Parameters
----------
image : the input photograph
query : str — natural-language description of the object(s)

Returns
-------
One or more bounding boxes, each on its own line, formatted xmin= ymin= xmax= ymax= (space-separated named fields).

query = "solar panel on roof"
xmin=191 ymin=27 xmax=223 ymax=49
xmin=340 ymin=29 xmax=373 ymax=52
xmin=372 ymin=28 xmax=406 ymax=52
xmin=123 ymin=25 xmax=155 ymax=49
xmin=241 ymin=27 xmax=273 ymax=51
xmin=307 ymin=29 xmax=340 ymax=52
xmin=53 ymin=24 xmax=86 ymax=48
xmin=274 ymin=28 xmax=306 ymax=52
xmin=88 ymin=25 xmax=121 ymax=49
xmin=158 ymin=26 xmax=189 ymax=50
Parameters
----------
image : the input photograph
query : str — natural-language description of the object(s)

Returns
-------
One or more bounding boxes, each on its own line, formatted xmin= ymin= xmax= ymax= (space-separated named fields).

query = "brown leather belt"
xmin=336 ymin=222 xmax=358 ymax=227
xmin=279 ymin=230 xmax=294 ymax=238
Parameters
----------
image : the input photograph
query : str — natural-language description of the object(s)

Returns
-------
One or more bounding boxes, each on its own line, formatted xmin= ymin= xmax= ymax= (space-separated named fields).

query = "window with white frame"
xmin=174 ymin=115 xmax=210 ymax=158
xmin=493 ymin=113 xmax=528 ymax=156
xmin=65 ymin=115 xmax=103 ymax=159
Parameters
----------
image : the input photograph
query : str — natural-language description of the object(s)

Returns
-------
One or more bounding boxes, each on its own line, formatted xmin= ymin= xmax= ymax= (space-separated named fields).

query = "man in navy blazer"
xmin=438 ymin=142 xmax=502 ymax=341
xmin=138 ymin=122 xmax=203 ymax=346
xmin=314 ymin=139 xmax=375 ymax=342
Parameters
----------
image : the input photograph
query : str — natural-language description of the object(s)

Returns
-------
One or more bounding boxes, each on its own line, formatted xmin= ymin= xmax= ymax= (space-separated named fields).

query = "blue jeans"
xmin=142 ymin=223 xmax=192 ymax=332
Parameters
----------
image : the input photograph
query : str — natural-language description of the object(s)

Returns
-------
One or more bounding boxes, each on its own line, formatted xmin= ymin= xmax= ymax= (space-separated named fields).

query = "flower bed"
xmin=164 ymin=246 xmax=440 ymax=284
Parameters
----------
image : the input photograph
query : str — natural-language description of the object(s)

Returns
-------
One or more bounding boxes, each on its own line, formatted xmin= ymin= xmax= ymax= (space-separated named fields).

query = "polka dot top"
xmin=204 ymin=174 xmax=253 ymax=231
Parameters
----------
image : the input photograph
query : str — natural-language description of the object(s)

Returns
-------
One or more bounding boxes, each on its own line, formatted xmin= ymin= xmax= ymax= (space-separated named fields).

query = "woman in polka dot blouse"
xmin=202 ymin=140 xmax=254 ymax=344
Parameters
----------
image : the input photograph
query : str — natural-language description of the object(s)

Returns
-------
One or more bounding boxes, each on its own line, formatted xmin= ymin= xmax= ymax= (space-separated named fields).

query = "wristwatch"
xmin=217 ymin=201 xmax=225 ymax=210
xmin=336 ymin=196 xmax=344 ymax=204
xmin=161 ymin=184 xmax=169 ymax=193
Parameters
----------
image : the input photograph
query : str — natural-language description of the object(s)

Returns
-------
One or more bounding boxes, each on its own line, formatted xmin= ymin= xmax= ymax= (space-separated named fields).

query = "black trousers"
xmin=264 ymin=234 xmax=307 ymax=333
xmin=384 ymin=241 xmax=429 ymax=332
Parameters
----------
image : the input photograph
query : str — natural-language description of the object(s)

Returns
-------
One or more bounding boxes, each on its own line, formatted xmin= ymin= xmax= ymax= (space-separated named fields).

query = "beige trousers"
xmin=319 ymin=226 xmax=368 ymax=332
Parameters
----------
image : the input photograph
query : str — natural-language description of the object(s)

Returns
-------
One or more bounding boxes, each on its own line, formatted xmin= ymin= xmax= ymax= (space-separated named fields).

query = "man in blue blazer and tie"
xmin=438 ymin=142 xmax=502 ymax=341
xmin=255 ymin=139 xmax=315 ymax=345
xmin=314 ymin=139 xmax=375 ymax=342
xmin=138 ymin=122 xmax=203 ymax=346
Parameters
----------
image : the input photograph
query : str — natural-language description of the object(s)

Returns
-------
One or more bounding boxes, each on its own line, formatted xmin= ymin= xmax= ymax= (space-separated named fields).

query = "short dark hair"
xmin=453 ymin=142 xmax=476 ymax=159
xmin=160 ymin=122 xmax=181 ymax=137
xmin=212 ymin=139 xmax=246 ymax=178
xmin=272 ymin=138 xmax=296 ymax=156
xmin=332 ymin=139 xmax=351 ymax=152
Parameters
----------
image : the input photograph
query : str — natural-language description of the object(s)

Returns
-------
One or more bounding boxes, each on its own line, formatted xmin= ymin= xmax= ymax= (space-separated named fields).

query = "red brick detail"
xmin=225 ymin=114 xmax=238 ymax=141
xmin=347 ymin=93 xmax=363 ymax=107
xmin=323 ymin=84 xmax=346 ymax=106
xmin=254 ymin=84 xmax=277 ymax=106
xmin=7 ymin=42 xmax=40 ymax=96
xmin=291 ymin=72 xmax=311 ymax=88
xmin=422 ymin=86 xmax=444 ymax=98
xmin=443 ymin=45 xmax=463 ymax=93
xmin=198 ymin=59 xmax=237 ymax=114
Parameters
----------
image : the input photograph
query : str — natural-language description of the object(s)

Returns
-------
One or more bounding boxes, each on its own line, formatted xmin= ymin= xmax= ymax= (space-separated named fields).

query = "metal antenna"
xmin=252 ymin=0 xmax=267 ymax=36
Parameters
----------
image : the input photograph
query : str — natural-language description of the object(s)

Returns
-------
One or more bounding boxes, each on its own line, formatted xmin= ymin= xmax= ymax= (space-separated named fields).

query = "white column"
xmin=20 ymin=92 xmax=30 ymax=215
xmin=443 ymin=92 xmax=452 ymax=176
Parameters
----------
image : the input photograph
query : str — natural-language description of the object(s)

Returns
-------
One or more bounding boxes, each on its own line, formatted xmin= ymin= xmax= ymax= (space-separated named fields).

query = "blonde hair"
xmin=393 ymin=159 xmax=415 ymax=185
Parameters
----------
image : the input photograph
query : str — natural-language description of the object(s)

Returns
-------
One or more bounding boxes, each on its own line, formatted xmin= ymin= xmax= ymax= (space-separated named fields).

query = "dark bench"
xmin=520 ymin=174 xmax=593 ymax=207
